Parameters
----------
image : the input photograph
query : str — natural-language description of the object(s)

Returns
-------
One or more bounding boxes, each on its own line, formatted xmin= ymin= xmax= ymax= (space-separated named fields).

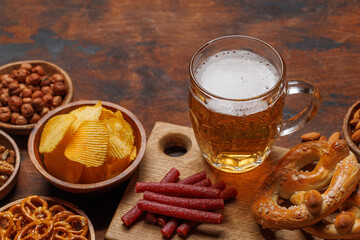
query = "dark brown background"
xmin=0 ymin=0 xmax=359 ymax=239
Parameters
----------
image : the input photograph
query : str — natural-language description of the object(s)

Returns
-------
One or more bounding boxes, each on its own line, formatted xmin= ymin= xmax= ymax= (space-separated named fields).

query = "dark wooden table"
xmin=0 ymin=1 xmax=359 ymax=239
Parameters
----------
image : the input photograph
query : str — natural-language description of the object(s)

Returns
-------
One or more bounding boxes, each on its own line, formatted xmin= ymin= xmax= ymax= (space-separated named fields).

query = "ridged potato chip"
xmin=39 ymin=114 xmax=77 ymax=154
xmin=105 ymin=155 xmax=130 ymax=179
xmin=99 ymin=107 xmax=116 ymax=122
xmin=69 ymin=102 xmax=102 ymax=134
xmin=64 ymin=120 xmax=109 ymax=167
xmin=104 ymin=111 xmax=135 ymax=160
xmin=44 ymin=138 xmax=84 ymax=183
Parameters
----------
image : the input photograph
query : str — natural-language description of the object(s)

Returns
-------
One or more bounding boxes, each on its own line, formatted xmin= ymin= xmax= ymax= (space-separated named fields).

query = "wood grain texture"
xmin=105 ymin=122 xmax=317 ymax=240
xmin=0 ymin=1 xmax=359 ymax=239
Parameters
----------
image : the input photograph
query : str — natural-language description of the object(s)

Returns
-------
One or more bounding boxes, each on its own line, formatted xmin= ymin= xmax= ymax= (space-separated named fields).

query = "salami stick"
xmin=121 ymin=168 xmax=180 ymax=227
xmin=178 ymin=170 xmax=206 ymax=184
xmin=156 ymin=173 xmax=208 ymax=227
xmin=220 ymin=187 xmax=238 ymax=202
xmin=145 ymin=167 xmax=181 ymax=223
xmin=121 ymin=205 xmax=143 ymax=227
xmin=135 ymin=183 xmax=221 ymax=199
xmin=194 ymin=178 xmax=212 ymax=187
xmin=143 ymin=191 xmax=224 ymax=211
xmin=160 ymin=218 xmax=181 ymax=238
xmin=138 ymin=199 xmax=223 ymax=224
xmin=176 ymin=181 xmax=235 ymax=237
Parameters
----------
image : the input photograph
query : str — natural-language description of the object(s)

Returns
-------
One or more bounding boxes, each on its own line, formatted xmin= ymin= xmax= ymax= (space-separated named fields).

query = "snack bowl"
xmin=343 ymin=100 xmax=360 ymax=159
xmin=0 ymin=196 xmax=95 ymax=239
xmin=28 ymin=100 xmax=146 ymax=194
xmin=0 ymin=129 xmax=20 ymax=200
xmin=0 ymin=60 xmax=73 ymax=135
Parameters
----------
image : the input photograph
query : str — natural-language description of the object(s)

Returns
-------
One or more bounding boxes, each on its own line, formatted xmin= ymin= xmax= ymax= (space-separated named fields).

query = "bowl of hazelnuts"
xmin=0 ymin=60 xmax=73 ymax=135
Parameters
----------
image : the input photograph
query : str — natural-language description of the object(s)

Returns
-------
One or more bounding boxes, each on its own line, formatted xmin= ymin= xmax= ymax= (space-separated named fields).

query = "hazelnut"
xmin=22 ymin=98 xmax=32 ymax=104
xmin=32 ymin=90 xmax=44 ymax=99
xmin=40 ymin=75 xmax=51 ymax=87
xmin=21 ymin=103 xmax=34 ymax=118
xmin=0 ymin=107 xmax=11 ymax=122
xmin=52 ymin=73 xmax=64 ymax=82
xmin=21 ymin=88 xmax=32 ymax=98
xmin=41 ymin=86 xmax=53 ymax=95
xmin=11 ymin=69 xmax=29 ymax=83
xmin=20 ymin=63 xmax=32 ymax=71
xmin=31 ymin=65 xmax=45 ymax=76
xmin=29 ymin=113 xmax=41 ymax=124
xmin=8 ymin=81 xmax=20 ymax=95
xmin=0 ymin=74 xmax=11 ymax=82
xmin=40 ymin=107 xmax=49 ymax=117
xmin=42 ymin=94 xmax=53 ymax=108
xmin=0 ymin=74 xmax=14 ymax=86
xmin=0 ymin=93 xmax=10 ymax=106
xmin=10 ymin=112 xmax=20 ymax=124
xmin=52 ymin=82 xmax=67 ymax=96
xmin=0 ymin=89 xmax=8 ymax=96
xmin=27 ymin=73 xmax=41 ymax=85
xmin=28 ymin=85 xmax=40 ymax=92
xmin=52 ymin=96 xmax=62 ymax=107
xmin=32 ymin=98 xmax=45 ymax=112
xmin=19 ymin=83 xmax=26 ymax=91
xmin=8 ymin=96 xmax=22 ymax=112
xmin=15 ymin=115 xmax=28 ymax=125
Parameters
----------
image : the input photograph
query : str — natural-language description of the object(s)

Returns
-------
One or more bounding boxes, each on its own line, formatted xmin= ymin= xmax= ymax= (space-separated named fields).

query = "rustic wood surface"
xmin=0 ymin=1 xmax=359 ymax=239
xmin=105 ymin=122 xmax=307 ymax=240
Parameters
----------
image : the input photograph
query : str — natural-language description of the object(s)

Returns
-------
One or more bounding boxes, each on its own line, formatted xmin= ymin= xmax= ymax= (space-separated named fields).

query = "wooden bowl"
xmin=0 ymin=129 xmax=20 ymax=200
xmin=0 ymin=196 xmax=95 ymax=239
xmin=0 ymin=60 xmax=73 ymax=135
xmin=28 ymin=100 xmax=146 ymax=194
xmin=343 ymin=100 xmax=360 ymax=159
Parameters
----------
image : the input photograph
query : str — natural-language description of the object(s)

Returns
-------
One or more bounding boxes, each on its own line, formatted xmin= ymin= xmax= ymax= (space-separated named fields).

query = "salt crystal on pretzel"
xmin=251 ymin=139 xmax=360 ymax=229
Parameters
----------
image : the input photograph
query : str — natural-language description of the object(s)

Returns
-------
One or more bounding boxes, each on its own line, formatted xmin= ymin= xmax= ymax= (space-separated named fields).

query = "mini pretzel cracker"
xmin=303 ymin=183 xmax=360 ymax=239
xmin=251 ymin=139 xmax=360 ymax=229
xmin=1 ymin=195 xmax=89 ymax=239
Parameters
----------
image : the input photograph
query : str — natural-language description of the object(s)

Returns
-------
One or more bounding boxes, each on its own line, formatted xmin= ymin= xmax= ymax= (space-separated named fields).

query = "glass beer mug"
xmin=189 ymin=35 xmax=321 ymax=173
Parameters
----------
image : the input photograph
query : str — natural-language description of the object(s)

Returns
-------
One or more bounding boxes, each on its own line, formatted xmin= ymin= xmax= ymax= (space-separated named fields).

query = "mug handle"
xmin=279 ymin=79 xmax=321 ymax=136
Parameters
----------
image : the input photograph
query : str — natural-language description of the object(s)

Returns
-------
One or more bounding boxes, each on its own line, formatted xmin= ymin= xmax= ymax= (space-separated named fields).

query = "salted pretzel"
xmin=14 ymin=219 xmax=53 ymax=240
xmin=303 ymin=183 xmax=360 ymax=239
xmin=20 ymin=195 xmax=51 ymax=222
xmin=0 ymin=212 xmax=14 ymax=238
xmin=251 ymin=139 xmax=360 ymax=229
xmin=0 ymin=195 xmax=89 ymax=239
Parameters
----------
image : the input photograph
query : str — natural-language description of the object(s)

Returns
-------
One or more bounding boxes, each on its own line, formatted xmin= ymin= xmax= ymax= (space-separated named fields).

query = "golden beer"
xmin=189 ymin=87 xmax=285 ymax=173
xmin=189 ymin=36 xmax=320 ymax=173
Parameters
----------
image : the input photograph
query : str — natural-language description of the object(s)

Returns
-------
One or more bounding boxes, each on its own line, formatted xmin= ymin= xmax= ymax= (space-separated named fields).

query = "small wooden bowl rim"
xmin=0 ymin=129 xmax=20 ymax=197
xmin=28 ymin=100 xmax=146 ymax=192
xmin=343 ymin=100 xmax=360 ymax=157
xmin=0 ymin=60 xmax=73 ymax=133
xmin=0 ymin=196 xmax=95 ymax=240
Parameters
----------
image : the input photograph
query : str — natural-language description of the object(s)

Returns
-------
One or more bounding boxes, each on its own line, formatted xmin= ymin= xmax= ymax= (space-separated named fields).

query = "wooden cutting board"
xmin=105 ymin=122 xmax=316 ymax=240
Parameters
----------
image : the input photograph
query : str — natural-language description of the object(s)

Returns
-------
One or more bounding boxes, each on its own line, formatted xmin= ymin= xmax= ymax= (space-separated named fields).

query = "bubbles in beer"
xmin=195 ymin=50 xmax=279 ymax=100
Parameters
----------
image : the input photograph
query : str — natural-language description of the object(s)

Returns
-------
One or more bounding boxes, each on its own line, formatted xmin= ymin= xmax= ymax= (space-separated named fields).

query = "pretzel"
xmin=0 ymin=195 xmax=89 ymax=239
xmin=54 ymin=215 xmax=88 ymax=237
xmin=20 ymin=195 xmax=51 ymax=222
xmin=251 ymin=139 xmax=360 ymax=229
xmin=52 ymin=226 xmax=88 ymax=240
xmin=303 ymin=183 xmax=360 ymax=239
xmin=14 ymin=219 xmax=53 ymax=240
xmin=49 ymin=205 xmax=67 ymax=217
xmin=0 ymin=212 xmax=14 ymax=237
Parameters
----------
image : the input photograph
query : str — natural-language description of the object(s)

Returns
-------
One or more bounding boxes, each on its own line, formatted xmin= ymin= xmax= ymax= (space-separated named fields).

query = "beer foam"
xmin=195 ymin=50 xmax=279 ymax=100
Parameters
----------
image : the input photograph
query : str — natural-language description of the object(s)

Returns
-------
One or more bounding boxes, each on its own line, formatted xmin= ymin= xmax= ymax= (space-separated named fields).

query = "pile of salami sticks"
xmin=121 ymin=168 xmax=238 ymax=238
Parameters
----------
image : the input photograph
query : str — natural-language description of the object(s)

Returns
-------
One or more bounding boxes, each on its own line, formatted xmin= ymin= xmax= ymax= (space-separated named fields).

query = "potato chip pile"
xmin=39 ymin=102 xmax=137 ymax=184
